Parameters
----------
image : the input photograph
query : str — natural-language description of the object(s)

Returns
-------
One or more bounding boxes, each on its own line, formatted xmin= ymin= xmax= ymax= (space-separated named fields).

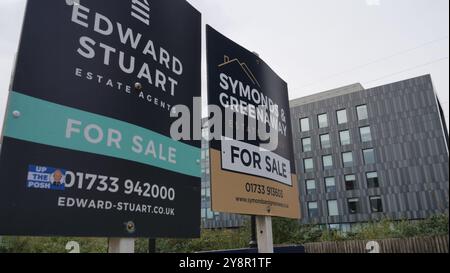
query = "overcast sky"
xmin=0 ymin=0 xmax=448 ymax=127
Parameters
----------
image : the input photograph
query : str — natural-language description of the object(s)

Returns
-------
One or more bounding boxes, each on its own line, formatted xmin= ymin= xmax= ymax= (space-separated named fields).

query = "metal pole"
xmin=148 ymin=238 xmax=156 ymax=253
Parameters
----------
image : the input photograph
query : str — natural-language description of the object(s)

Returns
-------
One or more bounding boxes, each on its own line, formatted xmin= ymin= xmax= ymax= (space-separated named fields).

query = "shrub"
xmin=0 ymin=214 xmax=447 ymax=252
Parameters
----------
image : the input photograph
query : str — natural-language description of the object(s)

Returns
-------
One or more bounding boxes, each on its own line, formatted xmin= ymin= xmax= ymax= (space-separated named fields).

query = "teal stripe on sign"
xmin=4 ymin=91 xmax=201 ymax=178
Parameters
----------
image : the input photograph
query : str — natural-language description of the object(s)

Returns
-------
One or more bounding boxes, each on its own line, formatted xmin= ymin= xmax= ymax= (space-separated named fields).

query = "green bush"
xmin=0 ymin=236 xmax=107 ymax=253
xmin=347 ymin=214 xmax=449 ymax=241
xmin=157 ymin=225 xmax=251 ymax=253
xmin=0 ymin=214 xmax=447 ymax=253
xmin=272 ymin=217 xmax=301 ymax=244
xmin=417 ymin=214 xmax=449 ymax=235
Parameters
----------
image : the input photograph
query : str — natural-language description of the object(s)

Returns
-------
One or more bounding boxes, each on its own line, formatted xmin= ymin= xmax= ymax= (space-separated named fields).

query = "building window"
xmin=320 ymin=133 xmax=331 ymax=149
xmin=360 ymin=126 xmax=372 ymax=142
xmin=302 ymin=137 xmax=312 ymax=152
xmin=339 ymin=130 xmax=351 ymax=146
xmin=370 ymin=196 xmax=383 ymax=212
xmin=329 ymin=224 xmax=341 ymax=230
xmin=356 ymin=105 xmax=368 ymax=120
xmin=336 ymin=109 xmax=348 ymax=124
xmin=308 ymin=202 xmax=319 ymax=217
xmin=363 ymin=148 xmax=376 ymax=165
xmin=318 ymin=113 xmax=328 ymax=128
xmin=300 ymin=117 xmax=310 ymax=132
xmin=342 ymin=152 xmax=354 ymax=168
xmin=306 ymin=179 xmax=316 ymax=195
xmin=304 ymin=158 xmax=314 ymax=172
xmin=325 ymin=177 xmax=336 ymax=193
xmin=206 ymin=208 xmax=214 ymax=219
xmin=322 ymin=155 xmax=333 ymax=170
xmin=201 ymin=208 xmax=206 ymax=219
xmin=348 ymin=198 xmax=360 ymax=214
xmin=201 ymin=188 xmax=206 ymax=203
xmin=345 ymin=174 xmax=357 ymax=191
xmin=366 ymin=172 xmax=379 ymax=188
xmin=327 ymin=200 xmax=339 ymax=216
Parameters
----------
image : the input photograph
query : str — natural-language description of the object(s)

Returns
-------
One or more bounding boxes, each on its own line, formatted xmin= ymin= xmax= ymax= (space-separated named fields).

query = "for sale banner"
xmin=0 ymin=0 xmax=201 ymax=238
xmin=206 ymin=26 xmax=300 ymax=219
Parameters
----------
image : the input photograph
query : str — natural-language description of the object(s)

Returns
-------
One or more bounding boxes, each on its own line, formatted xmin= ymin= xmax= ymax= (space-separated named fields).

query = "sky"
xmin=0 ymin=0 xmax=448 ymax=128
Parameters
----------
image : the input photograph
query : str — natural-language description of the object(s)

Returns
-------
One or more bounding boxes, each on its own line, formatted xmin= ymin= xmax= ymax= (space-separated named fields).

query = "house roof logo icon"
xmin=218 ymin=56 xmax=261 ymax=88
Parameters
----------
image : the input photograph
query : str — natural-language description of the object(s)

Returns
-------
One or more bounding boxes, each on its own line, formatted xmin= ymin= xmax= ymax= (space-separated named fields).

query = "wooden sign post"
xmin=256 ymin=216 xmax=274 ymax=253
xmin=108 ymin=238 xmax=135 ymax=253
xmin=206 ymin=28 xmax=300 ymax=255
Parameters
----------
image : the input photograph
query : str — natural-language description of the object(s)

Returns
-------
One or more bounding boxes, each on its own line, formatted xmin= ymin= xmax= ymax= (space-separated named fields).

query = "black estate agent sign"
xmin=0 ymin=0 xmax=201 ymax=237
xmin=206 ymin=26 xmax=300 ymax=219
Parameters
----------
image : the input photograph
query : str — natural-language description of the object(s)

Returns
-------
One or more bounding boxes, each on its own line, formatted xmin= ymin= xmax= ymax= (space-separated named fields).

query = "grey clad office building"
xmin=291 ymin=75 xmax=449 ymax=230
xmin=201 ymin=75 xmax=449 ymax=230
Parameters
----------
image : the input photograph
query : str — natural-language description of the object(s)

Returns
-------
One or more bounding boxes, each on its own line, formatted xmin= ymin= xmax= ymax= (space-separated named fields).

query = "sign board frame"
xmin=0 ymin=0 xmax=202 ymax=238
xmin=206 ymin=25 xmax=300 ymax=219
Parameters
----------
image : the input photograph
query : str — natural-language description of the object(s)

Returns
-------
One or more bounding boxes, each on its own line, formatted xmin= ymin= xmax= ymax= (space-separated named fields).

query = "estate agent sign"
xmin=206 ymin=26 xmax=300 ymax=219
xmin=0 ymin=0 xmax=201 ymax=238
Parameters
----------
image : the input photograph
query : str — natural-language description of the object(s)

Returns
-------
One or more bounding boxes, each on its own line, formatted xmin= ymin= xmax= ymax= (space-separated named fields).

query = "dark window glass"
xmin=367 ymin=172 xmax=379 ymax=188
xmin=370 ymin=196 xmax=383 ymax=212
xmin=348 ymin=198 xmax=360 ymax=214
xmin=345 ymin=175 xmax=357 ymax=191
